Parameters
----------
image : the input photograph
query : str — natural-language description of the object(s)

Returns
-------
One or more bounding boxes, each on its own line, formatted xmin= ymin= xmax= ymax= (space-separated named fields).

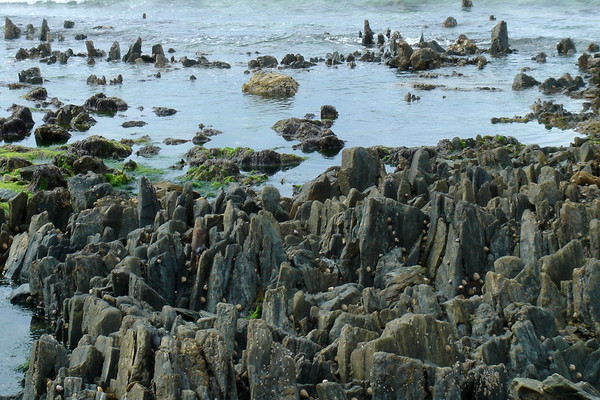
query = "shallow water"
xmin=0 ymin=0 xmax=598 ymax=393
xmin=0 ymin=279 xmax=48 ymax=395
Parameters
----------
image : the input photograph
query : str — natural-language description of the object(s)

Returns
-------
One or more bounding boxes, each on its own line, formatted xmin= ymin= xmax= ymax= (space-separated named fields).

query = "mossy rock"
xmin=70 ymin=135 xmax=132 ymax=159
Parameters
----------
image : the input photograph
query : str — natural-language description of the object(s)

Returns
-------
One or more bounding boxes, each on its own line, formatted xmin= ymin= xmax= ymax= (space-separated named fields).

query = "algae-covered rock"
xmin=242 ymin=71 xmax=299 ymax=97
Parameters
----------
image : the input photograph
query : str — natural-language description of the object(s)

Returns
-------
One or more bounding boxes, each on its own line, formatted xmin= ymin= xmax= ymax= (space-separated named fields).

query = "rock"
xmin=272 ymin=117 xmax=344 ymax=154
xmin=39 ymin=18 xmax=50 ymax=41
xmin=462 ymin=0 xmax=472 ymax=7
xmin=494 ymin=256 xmax=525 ymax=279
xmin=71 ymin=135 xmax=132 ymax=158
xmin=362 ymin=19 xmax=374 ymax=46
xmin=557 ymin=38 xmax=576 ymax=55
xmin=153 ymin=107 xmax=177 ymax=117
xmin=321 ymin=105 xmax=338 ymax=120
xmin=245 ymin=319 xmax=298 ymax=399
xmin=23 ymin=335 xmax=68 ymax=400
xmin=9 ymin=283 xmax=30 ymax=304
xmin=0 ymin=105 xmax=35 ymax=141
xmin=371 ymin=353 xmax=426 ymax=400
xmin=69 ymin=345 xmax=103 ymax=383
xmin=25 ymin=87 xmax=47 ymax=101
xmin=316 ymin=382 xmax=347 ymax=400
xmin=443 ymin=17 xmax=457 ymax=28
xmin=63 ymin=20 xmax=74 ymax=28
xmin=108 ymin=41 xmax=120 ymax=61
xmin=29 ymin=164 xmax=66 ymax=191
xmin=490 ymin=20 xmax=509 ymax=56
xmin=540 ymin=239 xmax=585 ymax=286
xmin=573 ymin=259 xmax=600 ymax=335
xmin=512 ymin=73 xmax=540 ymax=91
xmin=242 ymin=71 xmax=299 ymax=97
xmin=84 ymin=93 xmax=128 ymax=115
xmin=113 ymin=322 xmax=156 ymax=399
xmin=337 ymin=147 xmax=385 ymax=194
xmin=122 ymin=120 xmax=147 ymax=128
xmin=18 ymin=67 xmax=43 ymax=84
xmin=123 ymin=37 xmax=142 ymax=62
xmin=409 ymin=48 xmax=441 ymax=70
xmin=510 ymin=373 xmax=600 ymax=399
xmin=34 ymin=124 xmax=71 ymax=145
xmin=138 ymin=177 xmax=160 ymax=227
xmin=5 ymin=18 xmax=21 ymax=39
xmin=136 ymin=144 xmax=160 ymax=157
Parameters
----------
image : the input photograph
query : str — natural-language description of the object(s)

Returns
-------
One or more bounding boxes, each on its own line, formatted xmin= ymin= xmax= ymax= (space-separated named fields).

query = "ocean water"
xmin=0 ymin=0 xmax=598 ymax=394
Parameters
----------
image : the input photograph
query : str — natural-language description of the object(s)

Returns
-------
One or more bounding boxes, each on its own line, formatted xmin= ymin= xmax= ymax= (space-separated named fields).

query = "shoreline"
xmin=2 ymin=7 xmax=600 ymax=400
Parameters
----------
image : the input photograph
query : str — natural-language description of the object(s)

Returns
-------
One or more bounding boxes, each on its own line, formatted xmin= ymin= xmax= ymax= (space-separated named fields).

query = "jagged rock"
xmin=371 ymin=353 xmax=426 ymax=400
xmin=510 ymin=373 xmax=600 ymax=399
xmin=512 ymin=73 xmax=540 ymax=91
xmin=23 ymin=335 xmax=68 ymax=400
xmin=108 ymin=41 xmax=120 ymax=61
xmin=573 ymin=259 xmax=600 ymax=335
xmin=4 ymin=17 xmax=21 ymax=39
xmin=362 ymin=19 xmax=374 ymax=46
xmin=138 ymin=176 xmax=160 ymax=227
xmin=540 ymin=239 xmax=585 ymax=286
xmin=409 ymin=48 xmax=441 ymax=70
xmin=242 ymin=71 xmax=299 ymax=97
xmin=123 ymin=36 xmax=142 ymax=62
xmin=337 ymin=147 xmax=385 ymax=194
xmin=443 ymin=16 xmax=457 ymax=28
xmin=245 ymin=319 xmax=298 ymax=399
xmin=490 ymin=21 xmax=510 ymax=56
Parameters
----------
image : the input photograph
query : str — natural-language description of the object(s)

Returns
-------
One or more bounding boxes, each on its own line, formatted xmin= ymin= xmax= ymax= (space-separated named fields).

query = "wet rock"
xmin=462 ymin=0 xmax=472 ymax=7
xmin=362 ymin=19 xmax=374 ymax=46
xmin=249 ymin=55 xmax=278 ymax=68
xmin=272 ymin=117 xmax=344 ymax=154
xmin=410 ymin=48 xmax=441 ymax=70
xmin=68 ymin=345 xmax=103 ymax=382
xmin=136 ymin=144 xmax=160 ymax=157
xmin=84 ymin=93 xmax=128 ymax=115
xmin=0 ymin=105 xmax=35 ymax=141
xmin=123 ymin=36 xmax=142 ymax=62
xmin=71 ymin=135 xmax=132 ymax=158
xmin=4 ymin=18 xmax=21 ymax=39
xmin=242 ymin=71 xmax=299 ymax=97
xmin=490 ymin=20 xmax=510 ymax=56
xmin=34 ymin=124 xmax=71 ymax=145
xmin=39 ymin=18 xmax=50 ymax=41
xmin=153 ymin=107 xmax=177 ymax=117
xmin=18 ymin=66 xmax=43 ymax=84
xmin=443 ymin=16 xmax=457 ymax=28
xmin=108 ymin=41 xmax=120 ymax=61
xmin=321 ymin=105 xmax=338 ymax=120
xmin=25 ymin=86 xmax=47 ymax=100
xmin=557 ymin=38 xmax=576 ymax=55
xmin=29 ymin=164 xmax=66 ymax=191
xmin=9 ymin=283 xmax=30 ymax=304
xmin=512 ymin=73 xmax=540 ymax=91
xmin=63 ymin=20 xmax=74 ymax=29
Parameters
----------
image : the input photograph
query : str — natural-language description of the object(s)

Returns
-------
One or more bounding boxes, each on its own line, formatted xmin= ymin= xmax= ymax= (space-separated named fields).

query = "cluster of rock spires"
xmin=1 ymin=132 xmax=600 ymax=399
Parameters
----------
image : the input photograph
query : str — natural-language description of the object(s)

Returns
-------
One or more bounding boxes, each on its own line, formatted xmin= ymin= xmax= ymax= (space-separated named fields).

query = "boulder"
xmin=29 ymin=164 xmax=66 ymax=191
xmin=409 ymin=48 xmax=441 ymax=70
xmin=71 ymin=135 xmax=132 ymax=158
xmin=18 ymin=67 xmax=43 ymax=84
xmin=512 ymin=73 xmax=540 ymax=91
xmin=123 ymin=37 xmax=142 ymax=62
xmin=34 ymin=124 xmax=71 ymax=145
xmin=242 ymin=71 xmax=299 ymax=97
xmin=337 ymin=147 xmax=385 ymax=194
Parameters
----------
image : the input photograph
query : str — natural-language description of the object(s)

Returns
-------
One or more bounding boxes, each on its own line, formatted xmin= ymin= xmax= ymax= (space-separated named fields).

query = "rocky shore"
xmin=2 ymin=11 xmax=600 ymax=400
xmin=0 ymin=132 xmax=598 ymax=399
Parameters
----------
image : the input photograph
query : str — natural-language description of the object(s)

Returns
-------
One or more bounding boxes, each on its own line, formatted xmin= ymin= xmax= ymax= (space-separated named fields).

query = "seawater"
xmin=0 ymin=0 xmax=599 ymax=394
